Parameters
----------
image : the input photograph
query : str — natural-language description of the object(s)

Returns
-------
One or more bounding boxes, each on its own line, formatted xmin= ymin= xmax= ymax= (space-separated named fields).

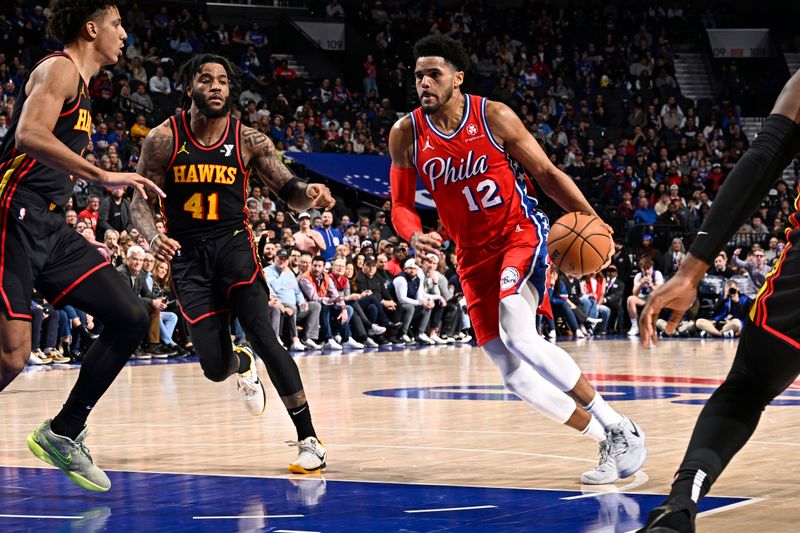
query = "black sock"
xmin=51 ymin=397 xmax=93 ymax=440
xmin=287 ymin=403 xmax=316 ymax=440
xmin=237 ymin=352 xmax=251 ymax=374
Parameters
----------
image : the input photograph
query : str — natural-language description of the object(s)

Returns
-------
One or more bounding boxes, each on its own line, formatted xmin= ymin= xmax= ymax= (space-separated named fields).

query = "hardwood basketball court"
xmin=1 ymin=337 xmax=796 ymax=531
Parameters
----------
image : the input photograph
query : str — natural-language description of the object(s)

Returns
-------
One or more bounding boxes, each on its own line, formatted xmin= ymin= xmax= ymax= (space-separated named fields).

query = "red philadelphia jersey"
xmin=410 ymin=94 xmax=544 ymax=250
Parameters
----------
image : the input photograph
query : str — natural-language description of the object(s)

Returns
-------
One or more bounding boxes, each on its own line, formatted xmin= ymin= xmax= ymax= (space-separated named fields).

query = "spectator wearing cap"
xmin=360 ymin=240 xmax=375 ymax=256
xmin=97 ymin=187 xmax=133 ymax=239
xmin=293 ymin=212 xmax=326 ymax=257
xmin=314 ymin=211 xmax=343 ymax=262
xmin=265 ymin=248 xmax=322 ymax=351
xmin=299 ymin=255 xmax=359 ymax=350
xmin=370 ymin=210 xmax=394 ymax=241
xmin=355 ymin=255 xmax=398 ymax=329
xmin=390 ymin=259 xmax=437 ymax=344
xmin=386 ymin=242 xmax=408 ymax=276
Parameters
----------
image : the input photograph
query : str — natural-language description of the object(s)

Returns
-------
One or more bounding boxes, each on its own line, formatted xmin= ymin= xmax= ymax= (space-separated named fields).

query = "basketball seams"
xmin=547 ymin=214 xmax=611 ymax=275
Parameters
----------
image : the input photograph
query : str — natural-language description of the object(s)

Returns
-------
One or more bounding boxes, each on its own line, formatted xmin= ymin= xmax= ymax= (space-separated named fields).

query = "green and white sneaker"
xmin=27 ymin=419 xmax=111 ymax=492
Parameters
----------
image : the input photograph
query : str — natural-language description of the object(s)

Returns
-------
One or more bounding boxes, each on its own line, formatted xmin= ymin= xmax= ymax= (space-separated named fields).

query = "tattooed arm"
xmin=131 ymin=122 xmax=182 ymax=262
xmin=240 ymin=126 xmax=335 ymax=211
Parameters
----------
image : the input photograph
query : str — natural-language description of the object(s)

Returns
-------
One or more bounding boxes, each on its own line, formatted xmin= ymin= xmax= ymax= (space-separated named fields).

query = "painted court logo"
xmin=500 ymin=267 xmax=519 ymax=290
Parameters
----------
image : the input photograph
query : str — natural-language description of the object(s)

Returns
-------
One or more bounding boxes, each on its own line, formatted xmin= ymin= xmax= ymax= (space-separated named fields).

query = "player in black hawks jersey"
xmin=0 ymin=1 xmax=165 ymax=492
xmin=132 ymin=54 xmax=335 ymax=473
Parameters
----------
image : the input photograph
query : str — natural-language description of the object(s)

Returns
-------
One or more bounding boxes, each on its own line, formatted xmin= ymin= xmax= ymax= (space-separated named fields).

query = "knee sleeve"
xmin=483 ymin=338 xmax=576 ymax=424
xmin=499 ymin=292 xmax=582 ymax=391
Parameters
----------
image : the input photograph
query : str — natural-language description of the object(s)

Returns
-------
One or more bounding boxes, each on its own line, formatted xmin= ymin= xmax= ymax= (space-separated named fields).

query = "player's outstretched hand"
xmin=150 ymin=234 xmax=182 ymax=263
xmin=639 ymin=274 xmax=699 ymax=347
xmin=306 ymin=183 xmax=335 ymax=209
xmin=410 ymin=231 xmax=442 ymax=255
xmin=104 ymin=171 xmax=166 ymax=200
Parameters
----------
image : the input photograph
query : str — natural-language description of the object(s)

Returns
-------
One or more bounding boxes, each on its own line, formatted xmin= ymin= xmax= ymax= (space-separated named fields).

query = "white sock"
xmin=581 ymin=415 xmax=607 ymax=443
xmin=585 ymin=392 xmax=624 ymax=430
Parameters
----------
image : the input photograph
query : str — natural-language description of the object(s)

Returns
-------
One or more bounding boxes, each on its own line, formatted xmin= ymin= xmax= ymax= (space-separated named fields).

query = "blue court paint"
xmin=0 ymin=466 xmax=747 ymax=532
xmin=363 ymin=384 xmax=800 ymax=406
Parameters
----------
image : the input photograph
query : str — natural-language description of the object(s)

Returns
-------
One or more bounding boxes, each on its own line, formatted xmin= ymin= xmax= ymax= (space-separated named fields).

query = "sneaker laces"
xmin=237 ymin=373 xmax=260 ymax=398
xmin=595 ymin=441 xmax=612 ymax=470
xmin=286 ymin=439 xmax=320 ymax=457
xmin=73 ymin=431 xmax=94 ymax=463
xmin=609 ymin=427 xmax=629 ymax=457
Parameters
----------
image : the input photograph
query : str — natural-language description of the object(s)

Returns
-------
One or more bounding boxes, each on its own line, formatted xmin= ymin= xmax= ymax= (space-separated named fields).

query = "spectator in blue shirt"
xmin=265 ymin=248 xmax=321 ymax=350
xmin=633 ymin=196 xmax=658 ymax=226
xmin=314 ymin=211 xmax=343 ymax=262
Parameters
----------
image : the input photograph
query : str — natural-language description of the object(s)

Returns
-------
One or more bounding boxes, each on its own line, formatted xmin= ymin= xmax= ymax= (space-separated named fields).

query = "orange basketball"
xmin=547 ymin=212 xmax=612 ymax=276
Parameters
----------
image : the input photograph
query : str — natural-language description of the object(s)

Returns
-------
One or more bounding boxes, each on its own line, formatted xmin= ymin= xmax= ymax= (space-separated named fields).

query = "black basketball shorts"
xmin=170 ymin=227 xmax=267 ymax=324
xmin=0 ymin=188 xmax=107 ymax=321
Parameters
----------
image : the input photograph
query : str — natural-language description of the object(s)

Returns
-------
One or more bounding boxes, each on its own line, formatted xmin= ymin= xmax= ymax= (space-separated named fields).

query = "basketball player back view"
xmin=390 ymin=35 xmax=647 ymax=484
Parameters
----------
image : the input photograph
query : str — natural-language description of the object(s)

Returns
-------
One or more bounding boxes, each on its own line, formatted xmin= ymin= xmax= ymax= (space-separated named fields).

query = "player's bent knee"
xmin=200 ymin=357 xmax=232 ymax=383
xmin=0 ymin=348 xmax=28 ymax=377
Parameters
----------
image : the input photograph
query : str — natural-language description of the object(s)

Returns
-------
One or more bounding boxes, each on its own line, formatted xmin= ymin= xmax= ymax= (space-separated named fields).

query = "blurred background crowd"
xmin=3 ymin=0 xmax=798 ymax=363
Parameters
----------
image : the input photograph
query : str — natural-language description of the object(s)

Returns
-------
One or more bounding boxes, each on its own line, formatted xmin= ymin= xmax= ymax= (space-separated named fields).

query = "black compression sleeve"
xmin=689 ymin=114 xmax=800 ymax=264
xmin=277 ymin=177 xmax=304 ymax=203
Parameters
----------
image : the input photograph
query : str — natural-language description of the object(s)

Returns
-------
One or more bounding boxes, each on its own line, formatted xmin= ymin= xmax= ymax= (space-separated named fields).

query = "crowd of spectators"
xmin=2 ymin=1 xmax=796 ymax=364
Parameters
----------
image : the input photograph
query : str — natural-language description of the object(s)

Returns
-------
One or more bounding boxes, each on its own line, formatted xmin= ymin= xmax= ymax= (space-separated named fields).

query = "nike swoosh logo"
xmin=697 ymin=231 xmax=708 ymax=235
xmin=43 ymin=435 xmax=72 ymax=465
xmin=629 ymin=423 xmax=640 ymax=438
xmin=292 ymin=406 xmax=308 ymax=416
xmin=233 ymin=229 xmax=245 ymax=237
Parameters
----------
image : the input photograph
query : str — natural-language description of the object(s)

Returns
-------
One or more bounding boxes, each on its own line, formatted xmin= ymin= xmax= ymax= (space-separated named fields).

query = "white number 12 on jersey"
xmin=462 ymin=179 xmax=503 ymax=212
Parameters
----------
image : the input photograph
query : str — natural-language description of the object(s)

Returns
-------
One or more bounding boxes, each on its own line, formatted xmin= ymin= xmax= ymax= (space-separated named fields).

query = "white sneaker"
xmin=368 ymin=324 xmax=386 ymax=335
xmin=429 ymin=333 xmax=448 ymax=344
xmin=304 ymin=338 xmax=322 ymax=349
xmin=400 ymin=334 xmax=413 ymax=344
xmin=586 ymin=317 xmax=603 ymax=325
xmin=287 ymin=437 xmax=327 ymax=474
xmin=416 ymin=332 xmax=435 ymax=345
xmin=235 ymin=346 xmax=266 ymax=417
xmin=322 ymin=339 xmax=342 ymax=350
xmin=575 ymin=329 xmax=586 ymax=339
xmin=547 ymin=330 xmax=556 ymax=340
xmin=610 ymin=416 xmax=647 ymax=478
xmin=343 ymin=338 xmax=364 ymax=349
xmin=334 ymin=335 xmax=342 ymax=344
xmin=723 ymin=330 xmax=735 ymax=338
xmin=627 ymin=324 xmax=639 ymax=337
xmin=580 ymin=439 xmax=619 ymax=485
xmin=364 ymin=337 xmax=379 ymax=348
xmin=28 ymin=351 xmax=44 ymax=365
xmin=290 ymin=339 xmax=307 ymax=351
xmin=443 ymin=335 xmax=455 ymax=344
xmin=457 ymin=333 xmax=472 ymax=343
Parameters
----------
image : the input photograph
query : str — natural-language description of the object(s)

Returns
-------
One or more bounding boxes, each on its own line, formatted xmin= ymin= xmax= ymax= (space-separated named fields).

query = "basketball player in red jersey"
xmin=389 ymin=35 xmax=646 ymax=484
xmin=132 ymin=54 xmax=333 ymax=473
xmin=0 ymin=1 xmax=165 ymax=491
